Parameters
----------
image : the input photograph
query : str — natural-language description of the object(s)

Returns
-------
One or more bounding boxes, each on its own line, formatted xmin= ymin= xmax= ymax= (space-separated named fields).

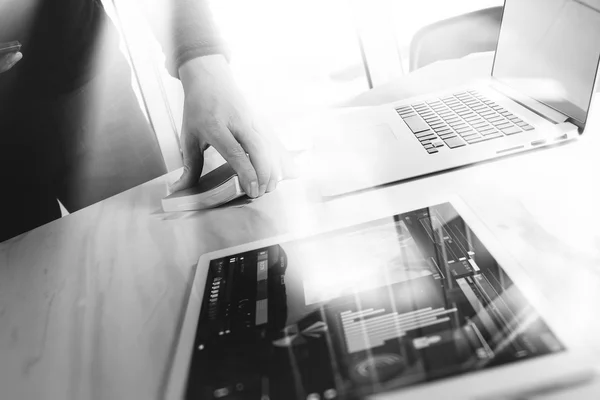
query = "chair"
xmin=409 ymin=6 xmax=504 ymax=72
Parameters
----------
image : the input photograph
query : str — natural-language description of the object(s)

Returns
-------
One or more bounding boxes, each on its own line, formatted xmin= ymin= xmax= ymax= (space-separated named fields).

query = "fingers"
xmin=0 ymin=52 xmax=22 ymax=74
xmin=207 ymin=121 xmax=260 ymax=198
xmin=169 ymin=131 xmax=204 ymax=193
xmin=232 ymin=123 xmax=272 ymax=197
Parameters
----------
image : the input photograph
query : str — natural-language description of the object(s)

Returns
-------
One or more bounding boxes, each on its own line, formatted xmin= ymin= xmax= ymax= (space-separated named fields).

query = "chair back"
xmin=409 ymin=6 xmax=504 ymax=72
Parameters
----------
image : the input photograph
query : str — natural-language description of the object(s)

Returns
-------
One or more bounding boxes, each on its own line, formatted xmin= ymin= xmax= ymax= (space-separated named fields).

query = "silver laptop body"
xmin=314 ymin=0 xmax=600 ymax=197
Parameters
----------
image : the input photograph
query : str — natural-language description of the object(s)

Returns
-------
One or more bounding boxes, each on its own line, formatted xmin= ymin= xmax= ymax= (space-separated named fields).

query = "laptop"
xmin=313 ymin=0 xmax=600 ymax=197
xmin=166 ymin=198 xmax=596 ymax=399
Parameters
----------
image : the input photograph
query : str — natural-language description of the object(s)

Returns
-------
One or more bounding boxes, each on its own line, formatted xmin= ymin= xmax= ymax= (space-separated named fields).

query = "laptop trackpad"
xmin=323 ymin=123 xmax=396 ymax=151
xmin=349 ymin=123 xmax=394 ymax=141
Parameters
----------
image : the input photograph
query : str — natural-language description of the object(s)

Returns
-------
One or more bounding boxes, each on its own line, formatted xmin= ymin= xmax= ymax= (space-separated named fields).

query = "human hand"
xmin=0 ymin=51 xmax=22 ymax=74
xmin=170 ymin=54 xmax=296 ymax=198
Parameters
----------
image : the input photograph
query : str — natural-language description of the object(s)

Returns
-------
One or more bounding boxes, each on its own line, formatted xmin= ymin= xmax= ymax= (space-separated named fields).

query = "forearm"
xmin=146 ymin=0 xmax=229 ymax=78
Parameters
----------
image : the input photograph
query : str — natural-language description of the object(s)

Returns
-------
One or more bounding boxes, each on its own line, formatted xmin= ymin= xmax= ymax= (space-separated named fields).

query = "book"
xmin=161 ymin=163 xmax=245 ymax=212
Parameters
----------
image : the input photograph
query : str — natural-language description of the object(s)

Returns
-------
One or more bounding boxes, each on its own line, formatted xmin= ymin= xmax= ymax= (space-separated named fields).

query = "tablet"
xmin=166 ymin=198 xmax=594 ymax=400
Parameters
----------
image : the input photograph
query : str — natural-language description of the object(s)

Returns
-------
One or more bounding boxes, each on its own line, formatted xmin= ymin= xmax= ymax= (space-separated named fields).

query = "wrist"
xmin=179 ymin=54 xmax=229 ymax=88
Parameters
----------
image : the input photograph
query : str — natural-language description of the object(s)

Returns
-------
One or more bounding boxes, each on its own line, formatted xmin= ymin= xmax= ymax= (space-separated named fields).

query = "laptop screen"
xmin=492 ymin=0 xmax=600 ymax=124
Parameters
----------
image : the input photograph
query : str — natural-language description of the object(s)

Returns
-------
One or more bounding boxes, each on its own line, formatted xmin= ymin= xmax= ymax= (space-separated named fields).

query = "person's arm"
xmin=147 ymin=0 xmax=229 ymax=78
xmin=146 ymin=0 xmax=295 ymax=197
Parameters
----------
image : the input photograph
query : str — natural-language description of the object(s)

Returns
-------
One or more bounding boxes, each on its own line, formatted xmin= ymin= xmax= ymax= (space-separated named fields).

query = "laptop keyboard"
xmin=395 ymin=90 xmax=535 ymax=154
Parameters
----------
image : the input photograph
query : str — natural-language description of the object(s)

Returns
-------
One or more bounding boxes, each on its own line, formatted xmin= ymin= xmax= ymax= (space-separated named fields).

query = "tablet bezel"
xmin=165 ymin=196 xmax=596 ymax=400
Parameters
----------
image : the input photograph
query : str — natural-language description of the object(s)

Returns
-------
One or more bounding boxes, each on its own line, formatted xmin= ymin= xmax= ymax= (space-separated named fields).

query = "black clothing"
xmin=0 ymin=0 xmax=227 ymax=241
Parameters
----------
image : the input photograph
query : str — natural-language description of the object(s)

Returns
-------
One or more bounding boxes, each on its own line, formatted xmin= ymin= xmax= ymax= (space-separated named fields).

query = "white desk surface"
xmin=2 ymin=53 xmax=600 ymax=399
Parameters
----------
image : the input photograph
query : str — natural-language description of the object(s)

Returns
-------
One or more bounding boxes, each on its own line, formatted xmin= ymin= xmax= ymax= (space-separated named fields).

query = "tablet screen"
xmin=185 ymin=202 xmax=563 ymax=399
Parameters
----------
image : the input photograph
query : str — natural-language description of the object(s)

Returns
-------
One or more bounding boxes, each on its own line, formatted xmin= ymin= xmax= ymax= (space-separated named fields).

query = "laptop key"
xmin=520 ymin=123 xmax=535 ymax=131
xmin=501 ymin=126 xmax=522 ymax=135
xmin=427 ymin=148 xmax=439 ymax=154
xmin=403 ymin=115 xmax=431 ymax=133
xmin=486 ymin=132 xmax=504 ymax=139
xmin=481 ymin=129 xmax=501 ymax=136
xmin=471 ymin=121 xmax=492 ymax=131
xmin=495 ymin=122 xmax=513 ymax=129
xmin=474 ymin=126 xmax=492 ymax=134
xmin=431 ymin=139 xmax=445 ymax=147
xmin=478 ymin=124 xmax=494 ymax=131
xmin=398 ymin=112 xmax=416 ymax=119
xmin=443 ymin=136 xmax=466 ymax=148
xmin=468 ymin=133 xmax=502 ymax=143
xmin=418 ymin=134 xmax=437 ymax=142
xmin=436 ymin=130 xmax=453 ymax=138
xmin=483 ymin=113 xmax=504 ymax=122
xmin=415 ymin=130 xmax=434 ymax=138
xmin=439 ymin=133 xmax=457 ymax=140
xmin=456 ymin=127 xmax=474 ymax=134
xmin=461 ymin=131 xmax=478 ymax=139
xmin=466 ymin=138 xmax=482 ymax=144
xmin=465 ymin=135 xmax=484 ymax=144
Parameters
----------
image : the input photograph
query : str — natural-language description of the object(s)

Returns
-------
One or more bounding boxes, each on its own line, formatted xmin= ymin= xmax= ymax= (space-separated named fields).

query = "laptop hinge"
xmin=491 ymin=80 xmax=570 ymax=124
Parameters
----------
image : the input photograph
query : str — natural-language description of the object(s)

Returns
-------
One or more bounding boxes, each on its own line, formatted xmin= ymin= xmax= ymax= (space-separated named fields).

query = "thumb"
xmin=169 ymin=133 xmax=204 ymax=193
